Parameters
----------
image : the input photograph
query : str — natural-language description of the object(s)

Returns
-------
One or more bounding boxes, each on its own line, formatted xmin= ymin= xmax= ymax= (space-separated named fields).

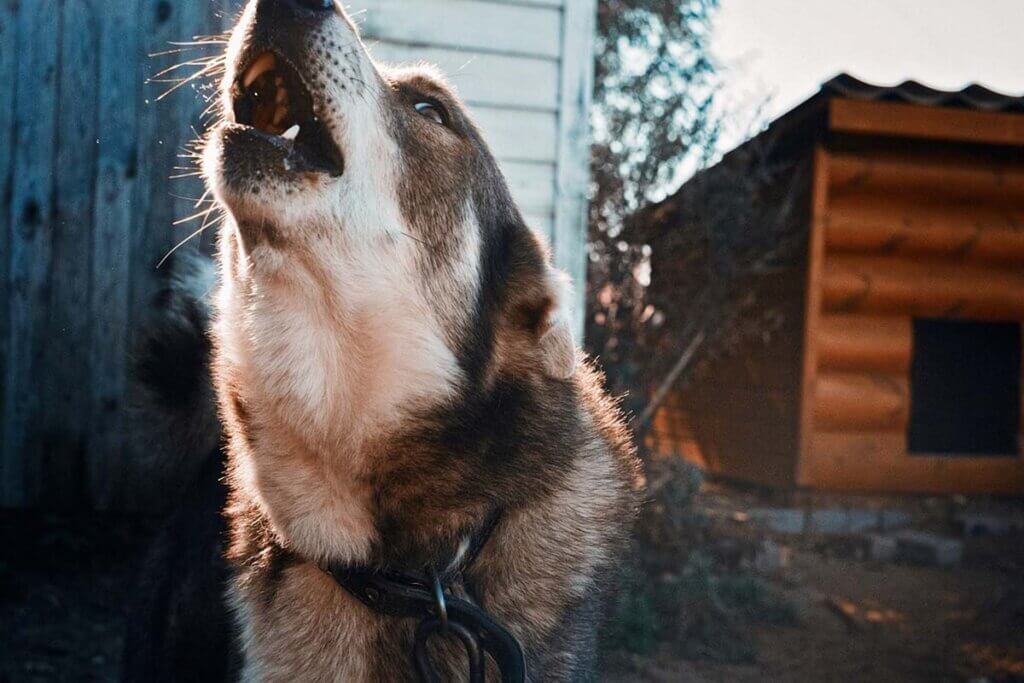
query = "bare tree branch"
xmin=635 ymin=330 xmax=706 ymax=433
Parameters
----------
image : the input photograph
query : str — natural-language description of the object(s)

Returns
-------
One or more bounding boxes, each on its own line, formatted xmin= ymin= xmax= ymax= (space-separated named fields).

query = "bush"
xmin=604 ymin=456 xmax=795 ymax=663
xmin=603 ymin=561 xmax=661 ymax=655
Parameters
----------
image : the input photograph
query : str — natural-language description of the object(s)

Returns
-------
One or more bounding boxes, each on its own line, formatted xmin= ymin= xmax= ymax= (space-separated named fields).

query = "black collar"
xmin=321 ymin=509 xmax=526 ymax=683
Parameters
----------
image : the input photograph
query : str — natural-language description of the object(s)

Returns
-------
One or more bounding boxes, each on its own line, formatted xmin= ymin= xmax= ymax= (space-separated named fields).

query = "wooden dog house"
xmin=647 ymin=75 xmax=1024 ymax=494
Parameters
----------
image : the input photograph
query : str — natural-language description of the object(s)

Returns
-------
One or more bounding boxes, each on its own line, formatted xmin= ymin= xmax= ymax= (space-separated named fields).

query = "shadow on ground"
xmin=2 ymin=491 xmax=1023 ymax=682
xmin=1 ymin=511 xmax=156 ymax=683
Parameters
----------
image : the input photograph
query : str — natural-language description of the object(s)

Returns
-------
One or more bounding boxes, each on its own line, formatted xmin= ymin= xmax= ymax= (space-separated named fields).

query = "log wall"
xmin=801 ymin=143 xmax=1024 ymax=493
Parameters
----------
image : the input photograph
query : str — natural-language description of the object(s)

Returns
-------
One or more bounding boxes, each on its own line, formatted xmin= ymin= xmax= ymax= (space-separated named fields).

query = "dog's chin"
xmin=204 ymin=122 xmax=331 ymax=228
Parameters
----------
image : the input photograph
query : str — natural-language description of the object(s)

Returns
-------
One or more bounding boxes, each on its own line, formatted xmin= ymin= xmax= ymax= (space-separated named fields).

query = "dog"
xmin=124 ymin=0 xmax=639 ymax=680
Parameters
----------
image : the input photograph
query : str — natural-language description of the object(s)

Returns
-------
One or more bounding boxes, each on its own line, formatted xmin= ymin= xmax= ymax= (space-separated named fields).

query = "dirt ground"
xmin=2 ymin=489 xmax=1023 ymax=683
xmin=609 ymin=547 xmax=1024 ymax=682
xmin=609 ymin=484 xmax=1024 ymax=683
xmin=0 ymin=511 xmax=155 ymax=683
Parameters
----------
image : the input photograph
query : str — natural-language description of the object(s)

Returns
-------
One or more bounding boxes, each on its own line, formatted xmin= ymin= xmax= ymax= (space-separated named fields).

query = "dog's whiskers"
xmin=159 ymin=204 xmax=224 ymax=269
xmin=152 ymin=54 xmax=226 ymax=101
xmin=168 ymin=191 xmax=215 ymax=206
xmin=172 ymin=205 xmax=219 ymax=227
xmin=150 ymin=56 xmax=225 ymax=82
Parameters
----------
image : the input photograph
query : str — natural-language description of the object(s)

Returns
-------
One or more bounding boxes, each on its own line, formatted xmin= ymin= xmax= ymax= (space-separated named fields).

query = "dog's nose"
xmin=259 ymin=0 xmax=334 ymax=16
xmin=291 ymin=0 xmax=334 ymax=10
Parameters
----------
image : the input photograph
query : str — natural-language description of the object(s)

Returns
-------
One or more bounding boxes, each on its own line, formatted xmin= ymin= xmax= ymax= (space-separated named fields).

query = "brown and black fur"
xmin=123 ymin=258 xmax=236 ymax=682
xmin=127 ymin=0 xmax=640 ymax=680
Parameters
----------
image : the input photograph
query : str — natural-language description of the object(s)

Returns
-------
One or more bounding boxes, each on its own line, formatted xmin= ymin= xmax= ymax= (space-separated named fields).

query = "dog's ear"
xmin=533 ymin=268 xmax=577 ymax=380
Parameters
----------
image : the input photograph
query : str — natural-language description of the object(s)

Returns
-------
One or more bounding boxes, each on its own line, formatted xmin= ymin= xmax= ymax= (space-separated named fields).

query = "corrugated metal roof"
xmin=821 ymin=73 xmax=1024 ymax=113
xmin=640 ymin=74 xmax=1024 ymax=235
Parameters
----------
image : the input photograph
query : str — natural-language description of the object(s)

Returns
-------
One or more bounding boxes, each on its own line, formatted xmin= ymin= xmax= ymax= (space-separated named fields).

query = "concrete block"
xmin=959 ymin=512 xmax=1024 ymax=537
xmin=867 ymin=534 xmax=898 ymax=562
xmin=879 ymin=509 xmax=913 ymax=532
xmin=809 ymin=509 xmax=848 ymax=534
xmin=895 ymin=531 xmax=963 ymax=568
xmin=845 ymin=509 xmax=880 ymax=533
xmin=748 ymin=506 xmax=914 ymax=536
xmin=754 ymin=539 xmax=792 ymax=574
xmin=809 ymin=508 xmax=882 ymax=535
xmin=749 ymin=508 xmax=806 ymax=534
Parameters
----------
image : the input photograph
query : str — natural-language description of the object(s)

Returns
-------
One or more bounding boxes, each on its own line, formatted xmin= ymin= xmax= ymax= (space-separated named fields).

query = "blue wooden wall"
xmin=0 ymin=0 xmax=240 ymax=510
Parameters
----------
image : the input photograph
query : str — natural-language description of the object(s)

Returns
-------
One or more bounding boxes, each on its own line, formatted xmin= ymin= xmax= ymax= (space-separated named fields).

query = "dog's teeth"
xmin=281 ymin=125 xmax=300 ymax=141
xmin=243 ymin=53 xmax=276 ymax=88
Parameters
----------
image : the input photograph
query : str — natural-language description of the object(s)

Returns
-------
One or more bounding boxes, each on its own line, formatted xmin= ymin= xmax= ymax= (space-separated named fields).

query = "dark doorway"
xmin=908 ymin=319 xmax=1021 ymax=456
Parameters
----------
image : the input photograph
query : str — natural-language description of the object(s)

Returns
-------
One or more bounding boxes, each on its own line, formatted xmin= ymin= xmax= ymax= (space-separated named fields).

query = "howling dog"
xmin=125 ymin=0 xmax=639 ymax=680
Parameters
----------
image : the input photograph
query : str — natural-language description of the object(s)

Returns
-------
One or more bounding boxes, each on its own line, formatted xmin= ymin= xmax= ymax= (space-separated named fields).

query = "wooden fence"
xmin=1 ymin=0 xmax=238 ymax=510
xmin=1 ymin=0 xmax=596 ymax=510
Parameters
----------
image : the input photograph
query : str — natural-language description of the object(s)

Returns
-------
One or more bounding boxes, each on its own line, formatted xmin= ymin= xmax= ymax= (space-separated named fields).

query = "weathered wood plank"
xmin=817 ymin=314 xmax=911 ymax=374
xmin=0 ymin=0 xmax=20 ymax=503
xmin=203 ymin=1 xmax=238 ymax=253
xmin=41 ymin=0 xmax=103 ymax=507
xmin=88 ymin=0 xmax=141 ymax=509
xmin=551 ymin=0 xmax=597 ymax=338
xmin=830 ymin=151 xmax=1024 ymax=202
xmin=830 ymin=98 xmax=1024 ymax=148
xmin=135 ymin=0 xmax=209 ymax=288
xmin=119 ymin=0 xmax=225 ymax=508
xmin=502 ymin=161 xmax=555 ymax=217
xmin=814 ymin=372 xmax=909 ymax=433
xmin=171 ymin=0 xmax=223 ymax=243
xmin=808 ymin=431 xmax=1024 ymax=495
xmin=522 ymin=211 xmax=554 ymax=242
xmin=822 ymin=253 xmax=1024 ymax=320
xmin=486 ymin=0 xmax=563 ymax=7
xmin=826 ymin=194 xmax=1024 ymax=265
xmin=1 ymin=0 xmax=61 ymax=507
xmin=367 ymin=41 xmax=559 ymax=111
xmin=212 ymin=0 xmax=242 ymax=32
xmin=132 ymin=0 xmax=199 ymax=347
xmin=796 ymin=148 xmax=832 ymax=487
xmin=472 ymin=107 xmax=557 ymax=163
xmin=135 ymin=0 xmax=223 ymax=267
xmin=357 ymin=0 xmax=562 ymax=59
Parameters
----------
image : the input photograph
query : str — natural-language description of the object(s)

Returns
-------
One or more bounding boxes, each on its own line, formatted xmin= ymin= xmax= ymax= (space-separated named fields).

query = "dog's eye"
xmin=414 ymin=101 xmax=447 ymax=126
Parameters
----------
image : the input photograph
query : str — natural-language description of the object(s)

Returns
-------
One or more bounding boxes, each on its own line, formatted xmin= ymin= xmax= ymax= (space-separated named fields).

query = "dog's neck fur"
xmin=215 ymin=229 xmax=634 ymax=681
xmin=225 ymin=428 xmax=631 ymax=682
xmin=216 ymin=219 xmax=471 ymax=566
xmin=215 ymin=221 xmax=638 ymax=679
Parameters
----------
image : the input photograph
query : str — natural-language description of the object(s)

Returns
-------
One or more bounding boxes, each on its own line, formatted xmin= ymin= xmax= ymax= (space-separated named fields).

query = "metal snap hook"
xmin=429 ymin=569 xmax=448 ymax=633
xmin=414 ymin=618 xmax=486 ymax=683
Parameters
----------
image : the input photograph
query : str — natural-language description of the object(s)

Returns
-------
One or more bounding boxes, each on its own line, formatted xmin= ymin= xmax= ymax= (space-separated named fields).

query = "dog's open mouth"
xmin=231 ymin=51 xmax=345 ymax=176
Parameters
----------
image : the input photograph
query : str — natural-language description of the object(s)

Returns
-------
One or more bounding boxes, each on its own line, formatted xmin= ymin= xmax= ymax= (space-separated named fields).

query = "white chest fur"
xmin=216 ymin=231 xmax=464 ymax=564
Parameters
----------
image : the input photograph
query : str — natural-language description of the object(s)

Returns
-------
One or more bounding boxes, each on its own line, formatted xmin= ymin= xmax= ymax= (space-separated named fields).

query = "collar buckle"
xmin=323 ymin=509 xmax=524 ymax=682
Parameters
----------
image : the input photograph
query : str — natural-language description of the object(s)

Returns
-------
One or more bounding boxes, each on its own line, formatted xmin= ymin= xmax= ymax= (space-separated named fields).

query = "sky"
xmin=710 ymin=0 xmax=1024 ymax=150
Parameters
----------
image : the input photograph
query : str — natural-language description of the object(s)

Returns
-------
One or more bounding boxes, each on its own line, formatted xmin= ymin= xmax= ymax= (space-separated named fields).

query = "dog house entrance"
xmin=908 ymin=319 xmax=1021 ymax=456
